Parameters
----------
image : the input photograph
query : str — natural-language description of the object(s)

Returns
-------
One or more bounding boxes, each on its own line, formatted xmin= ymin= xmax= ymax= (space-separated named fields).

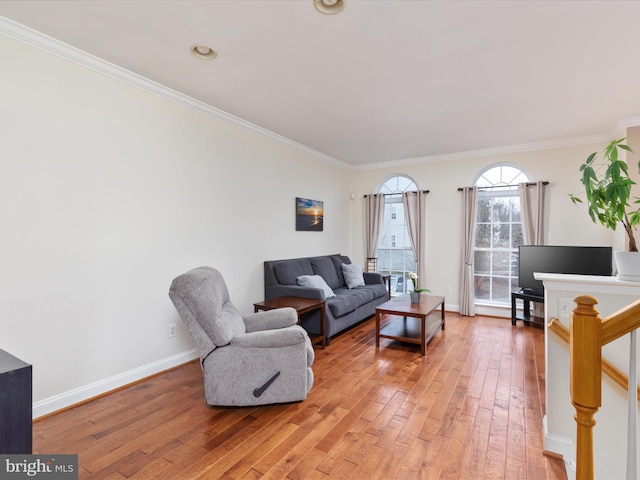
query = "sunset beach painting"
xmin=296 ymin=197 xmax=324 ymax=231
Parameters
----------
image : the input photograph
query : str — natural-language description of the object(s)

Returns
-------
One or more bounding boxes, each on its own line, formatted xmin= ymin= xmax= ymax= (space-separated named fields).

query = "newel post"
xmin=570 ymin=295 xmax=602 ymax=480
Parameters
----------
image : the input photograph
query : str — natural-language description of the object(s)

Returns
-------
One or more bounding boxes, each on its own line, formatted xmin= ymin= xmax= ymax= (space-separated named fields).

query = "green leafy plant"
xmin=407 ymin=272 xmax=431 ymax=293
xmin=569 ymin=138 xmax=640 ymax=252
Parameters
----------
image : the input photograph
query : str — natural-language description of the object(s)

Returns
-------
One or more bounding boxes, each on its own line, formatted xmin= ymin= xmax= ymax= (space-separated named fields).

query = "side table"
xmin=253 ymin=296 xmax=326 ymax=348
xmin=511 ymin=290 xmax=545 ymax=327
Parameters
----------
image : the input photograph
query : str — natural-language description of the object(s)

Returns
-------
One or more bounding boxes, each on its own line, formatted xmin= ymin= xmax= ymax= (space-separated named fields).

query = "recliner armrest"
xmin=243 ymin=308 xmax=298 ymax=333
xmin=231 ymin=325 xmax=308 ymax=348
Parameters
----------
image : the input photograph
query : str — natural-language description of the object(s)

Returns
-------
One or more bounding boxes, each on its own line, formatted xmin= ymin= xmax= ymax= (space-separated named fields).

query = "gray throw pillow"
xmin=297 ymin=275 xmax=336 ymax=299
xmin=341 ymin=263 xmax=365 ymax=289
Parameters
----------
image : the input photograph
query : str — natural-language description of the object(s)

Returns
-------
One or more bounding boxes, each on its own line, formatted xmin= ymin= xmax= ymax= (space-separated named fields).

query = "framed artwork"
xmin=296 ymin=197 xmax=323 ymax=231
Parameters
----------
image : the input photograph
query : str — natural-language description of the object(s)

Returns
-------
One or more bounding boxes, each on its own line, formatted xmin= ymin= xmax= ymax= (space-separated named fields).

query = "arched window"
xmin=474 ymin=165 xmax=530 ymax=305
xmin=377 ymin=175 xmax=418 ymax=295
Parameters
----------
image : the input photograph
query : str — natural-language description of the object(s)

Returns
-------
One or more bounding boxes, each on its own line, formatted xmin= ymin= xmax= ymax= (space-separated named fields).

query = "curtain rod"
xmin=363 ymin=190 xmax=430 ymax=198
xmin=457 ymin=181 xmax=549 ymax=191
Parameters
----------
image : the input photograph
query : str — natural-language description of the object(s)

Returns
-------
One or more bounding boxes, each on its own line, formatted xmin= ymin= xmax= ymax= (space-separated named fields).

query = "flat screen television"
xmin=517 ymin=245 xmax=613 ymax=296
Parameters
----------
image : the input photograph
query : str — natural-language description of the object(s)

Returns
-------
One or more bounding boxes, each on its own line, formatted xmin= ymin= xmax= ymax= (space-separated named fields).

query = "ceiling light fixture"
xmin=190 ymin=44 xmax=218 ymax=60
xmin=313 ymin=0 xmax=345 ymax=15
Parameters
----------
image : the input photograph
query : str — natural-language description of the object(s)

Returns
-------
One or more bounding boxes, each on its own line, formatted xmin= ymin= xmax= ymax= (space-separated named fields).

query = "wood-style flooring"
xmin=32 ymin=313 xmax=568 ymax=479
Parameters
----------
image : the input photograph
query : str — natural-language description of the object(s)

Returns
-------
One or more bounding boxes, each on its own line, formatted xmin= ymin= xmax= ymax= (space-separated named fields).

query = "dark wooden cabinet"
xmin=0 ymin=349 xmax=32 ymax=454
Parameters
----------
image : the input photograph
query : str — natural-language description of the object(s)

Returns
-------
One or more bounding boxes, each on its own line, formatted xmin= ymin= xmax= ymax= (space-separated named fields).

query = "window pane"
xmin=475 ymin=224 xmax=491 ymax=248
xmin=492 ymin=276 xmax=511 ymax=303
xmin=511 ymin=198 xmax=521 ymax=222
xmin=510 ymin=252 xmax=519 ymax=276
xmin=474 ymin=276 xmax=490 ymax=299
xmin=477 ymin=198 xmax=492 ymax=222
xmin=474 ymin=251 xmax=491 ymax=274
xmin=493 ymin=198 xmax=511 ymax=222
xmin=492 ymin=251 xmax=511 ymax=276
xmin=512 ymin=223 xmax=523 ymax=248
xmin=495 ymin=224 xmax=511 ymax=248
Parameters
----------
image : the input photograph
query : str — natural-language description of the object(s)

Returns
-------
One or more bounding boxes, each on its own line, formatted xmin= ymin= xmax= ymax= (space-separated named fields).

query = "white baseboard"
xmin=543 ymin=415 xmax=575 ymax=480
xmin=474 ymin=304 xmax=510 ymax=318
xmin=33 ymin=349 xmax=199 ymax=419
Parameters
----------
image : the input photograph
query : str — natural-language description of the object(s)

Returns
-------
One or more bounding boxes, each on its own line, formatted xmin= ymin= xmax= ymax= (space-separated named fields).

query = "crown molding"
xmin=353 ymin=133 xmax=612 ymax=171
xmin=0 ymin=16 xmax=349 ymax=169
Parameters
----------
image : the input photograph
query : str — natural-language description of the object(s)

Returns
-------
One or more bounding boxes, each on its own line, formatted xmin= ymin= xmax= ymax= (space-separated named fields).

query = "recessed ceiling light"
xmin=313 ymin=0 xmax=345 ymax=15
xmin=190 ymin=44 xmax=217 ymax=60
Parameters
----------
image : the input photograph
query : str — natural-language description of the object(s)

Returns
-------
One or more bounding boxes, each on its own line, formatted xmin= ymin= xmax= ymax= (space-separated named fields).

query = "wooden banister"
xmin=570 ymin=295 xmax=601 ymax=480
xmin=601 ymin=298 xmax=640 ymax=346
xmin=548 ymin=318 xmax=640 ymax=401
xmin=551 ymin=295 xmax=640 ymax=479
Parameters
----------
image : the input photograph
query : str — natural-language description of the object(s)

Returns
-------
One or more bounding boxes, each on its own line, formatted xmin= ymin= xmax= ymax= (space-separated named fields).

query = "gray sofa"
xmin=264 ymin=254 xmax=389 ymax=345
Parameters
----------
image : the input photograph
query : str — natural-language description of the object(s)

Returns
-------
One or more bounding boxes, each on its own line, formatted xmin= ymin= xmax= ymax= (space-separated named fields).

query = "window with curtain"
xmin=474 ymin=165 xmax=530 ymax=305
xmin=377 ymin=175 xmax=418 ymax=295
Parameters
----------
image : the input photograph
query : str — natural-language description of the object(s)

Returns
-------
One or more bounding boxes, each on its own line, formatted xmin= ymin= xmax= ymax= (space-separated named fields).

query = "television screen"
xmin=517 ymin=245 xmax=613 ymax=296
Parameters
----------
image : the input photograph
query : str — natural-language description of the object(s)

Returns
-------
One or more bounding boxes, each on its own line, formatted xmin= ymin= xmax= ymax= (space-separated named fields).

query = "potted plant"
xmin=407 ymin=272 xmax=431 ymax=302
xmin=569 ymin=137 xmax=640 ymax=279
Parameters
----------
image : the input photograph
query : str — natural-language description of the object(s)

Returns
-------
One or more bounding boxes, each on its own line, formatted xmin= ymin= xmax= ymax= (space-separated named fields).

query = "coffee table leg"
xmin=421 ymin=316 xmax=426 ymax=355
xmin=376 ymin=312 xmax=380 ymax=348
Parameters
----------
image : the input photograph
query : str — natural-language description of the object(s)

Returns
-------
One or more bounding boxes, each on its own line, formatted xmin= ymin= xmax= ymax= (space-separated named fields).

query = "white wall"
xmin=0 ymin=34 xmax=351 ymax=415
xmin=349 ymin=144 xmax=616 ymax=313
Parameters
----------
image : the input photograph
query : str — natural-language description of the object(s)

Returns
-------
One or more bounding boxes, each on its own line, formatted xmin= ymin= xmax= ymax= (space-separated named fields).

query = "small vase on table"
xmin=410 ymin=292 xmax=420 ymax=303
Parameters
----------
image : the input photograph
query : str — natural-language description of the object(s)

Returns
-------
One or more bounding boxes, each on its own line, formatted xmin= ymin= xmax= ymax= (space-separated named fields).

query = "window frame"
xmin=376 ymin=174 xmax=418 ymax=296
xmin=473 ymin=164 xmax=530 ymax=306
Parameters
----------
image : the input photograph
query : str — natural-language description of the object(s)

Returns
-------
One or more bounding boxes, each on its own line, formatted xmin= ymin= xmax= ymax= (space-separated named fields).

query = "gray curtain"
xmin=365 ymin=194 xmax=386 ymax=259
xmin=519 ymin=181 xmax=547 ymax=317
xmin=460 ymin=187 xmax=477 ymax=316
xmin=402 ymin=191 xmax=428 ymax=287
xmin=519 ymin=181 xmax=547 ymax=245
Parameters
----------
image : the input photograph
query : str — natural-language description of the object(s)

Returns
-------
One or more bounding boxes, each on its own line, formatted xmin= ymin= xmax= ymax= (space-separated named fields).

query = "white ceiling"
xmin=1 ymin=0 xmax=640 ymax=168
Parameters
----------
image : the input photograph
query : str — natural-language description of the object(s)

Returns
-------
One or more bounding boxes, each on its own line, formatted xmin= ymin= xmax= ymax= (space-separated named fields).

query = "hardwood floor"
xmin=33 ymin=313 xmax=568 ymax=479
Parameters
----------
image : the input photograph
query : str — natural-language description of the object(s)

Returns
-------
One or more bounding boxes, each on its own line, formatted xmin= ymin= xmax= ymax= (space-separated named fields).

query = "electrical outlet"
xmin=445 ymin=285 xmax=451 ymax=294
xmin=168 ymin=323 xmax=177 ymax=338
xmin=559 ymin=296 xmax=574 ymax=320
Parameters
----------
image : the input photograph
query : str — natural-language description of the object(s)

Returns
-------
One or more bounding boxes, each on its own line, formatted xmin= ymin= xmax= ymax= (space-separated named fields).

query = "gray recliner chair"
xmin=169 ymin=266 xmax=314 ymax=406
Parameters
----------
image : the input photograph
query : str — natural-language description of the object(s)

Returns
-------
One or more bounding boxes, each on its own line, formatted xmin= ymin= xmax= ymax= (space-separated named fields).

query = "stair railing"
xmin=567 ymin=295 xmax=640 ymax=480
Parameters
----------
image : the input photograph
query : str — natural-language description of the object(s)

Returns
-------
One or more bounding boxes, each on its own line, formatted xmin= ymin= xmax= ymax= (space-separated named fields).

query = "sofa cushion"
xmin=342 ymin=263 xmax=365 ymax=289
xmin=274 ymin=259 xmax=314 ymax=285
xmin=330 ymin=255 xmax=351 ymax=287
xmin=326 ymin=293 xmax=358 ymax=317
xmin=310 ymin=256 xmax=341 ymax=289
xmin=297 ymin=275 xmax=336 ymax=299
xmin=361 ymin=283 xmax=388 ymax=300
xmin=327 ymin=287 xmax=375 ymax=317
xmin=350 ymin=287 xmax=374 ymax=305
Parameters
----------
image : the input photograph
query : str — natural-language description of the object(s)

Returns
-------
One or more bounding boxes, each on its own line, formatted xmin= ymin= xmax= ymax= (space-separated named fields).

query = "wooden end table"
xmin=375 ymin=293 xmax=445 ymax=355
xmin=253 ymin=296 xmax=326 ymax=348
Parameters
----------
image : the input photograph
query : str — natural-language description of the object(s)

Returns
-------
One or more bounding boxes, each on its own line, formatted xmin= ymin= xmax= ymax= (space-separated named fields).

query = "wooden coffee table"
xmin=375 ymin=294 xmax=445 ymax=355
xmin=253 ymin=296 xmax=326 ymax=348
